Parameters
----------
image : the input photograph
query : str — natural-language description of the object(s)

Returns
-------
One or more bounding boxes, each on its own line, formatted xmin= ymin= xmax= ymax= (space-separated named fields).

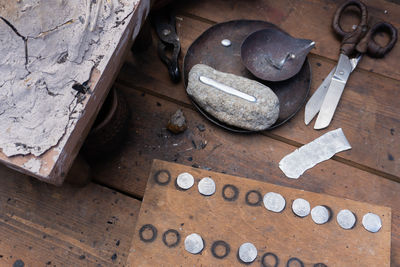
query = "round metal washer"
xmin=263 ymin=192 xmax=286 ymax=213
xmin=139 ymin=224 xmax=157 ymax=243
xmin=261 ymin=252 xmax=279 ymax=267
xmin=337 ymin=209 xmax=357 ymax=230
xmin=198 ymin=177 xmax=216 ymax=196
xmin=238 ymin=242 xmax=258 ymax=263
xmin=154 ymin=170 xmax=171 ymax=186
xmin=292 ymin=198 xmax=311 ymax=217
xmin=286 ymin=257 xmax=304 ymax=267
xmin=176 ymin=172 xmax=194 ymax=190
xmin=162 ymin=229 xmax=180 ymax=248
xmin=222 ymin=184 xmax=239 ymax=202
xmin=184 ymin=233 xmax=204 ymax=254
xmin=245 ymin=190 xmax=263 ymax=206
xmin=311 ymin=205 xmax=331 ymax=224
xmin=362 ymin=212 xmax=382 ymax=233
xmin=211 ymin=240 xmax=230 ymax=259
xmin=221 ymin=39 xmax=232 ymax=47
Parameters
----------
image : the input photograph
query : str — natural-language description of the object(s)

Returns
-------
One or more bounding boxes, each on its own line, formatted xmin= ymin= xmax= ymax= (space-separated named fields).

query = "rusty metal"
xmin=241 ymin=28 xmax=314 ymax=81
xmin=183 ymin=20 xmax=311 ymax=132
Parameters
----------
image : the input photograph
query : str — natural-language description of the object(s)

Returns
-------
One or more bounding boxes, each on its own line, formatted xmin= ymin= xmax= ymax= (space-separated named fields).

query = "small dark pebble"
xmin=390 ymin=128 xmax=395 ymax=135
xmin=197 ymin=124 xmax=206 ymax=132
xmin=187 ymin=156 xmax=193 ymax=161
xmin=388 ymin=153 xmax=394 ymax=161
xmin=316 ymin=62 xmax=321 ymax=67
xmin=79 ymin=255 xmax=86 ymax=260
xmin=116 ymin=240 xmax=120 ymax=246
xmin=13 ymin=260 xmax=25 ymax=267
xmin=199 ymin=141 xmax=207 ymax=149
xmin=46 ymin=261 xmax=51 ymax=265
xmin=141 ymin=93 xmax=145 ymax=97
xmin=192 ymin=164 xmax=199 ymax=168
xmin=111 ymin=253 xmax=117 ymax=261
xmin=156 ymin=102 xmax=161 ymax=106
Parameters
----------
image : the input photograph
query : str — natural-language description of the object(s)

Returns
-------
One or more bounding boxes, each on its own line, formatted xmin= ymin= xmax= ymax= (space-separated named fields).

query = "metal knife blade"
xmin=305 ymin=55 xmax=361 ymax=126
xmin=314 ymin=54 xmax=353 ymax=130
xmin=304 ymin=67 xmax=336 ymax=125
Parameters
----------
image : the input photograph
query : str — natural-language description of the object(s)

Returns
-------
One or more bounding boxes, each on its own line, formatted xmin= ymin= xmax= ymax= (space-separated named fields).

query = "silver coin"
xmin=292 ymin=198 xmax=311 ymax=217
xmin=311 ymin=205 xmax=331 ymax=224
xmin=337 ymin=209 xmax=356 ymax=230
xmin=238 ymin=242 xmax=257 ymax=263
xmin=184 ymin=233 xmax=204 ymax=254
xmin=176 ymin=172 xmax=194 ymax=190
xmin=221 ymin=39 xmax=232 ymax=47
xmin=263 ymin=192 xmax=286 ymax=213
xmin=198 ymin=177 xmax=216 ymax=196
xmin=362 ymin=212 xmax=382 ymax=233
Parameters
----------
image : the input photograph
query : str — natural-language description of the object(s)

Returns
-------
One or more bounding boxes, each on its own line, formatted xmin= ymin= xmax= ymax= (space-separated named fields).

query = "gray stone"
xmin=187 ymin=64 xmax=279 ymax=131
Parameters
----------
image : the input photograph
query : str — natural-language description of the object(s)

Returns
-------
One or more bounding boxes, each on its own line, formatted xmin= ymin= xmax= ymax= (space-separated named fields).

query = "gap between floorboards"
xmin=115 ymin=81 xmax=400 ymax=184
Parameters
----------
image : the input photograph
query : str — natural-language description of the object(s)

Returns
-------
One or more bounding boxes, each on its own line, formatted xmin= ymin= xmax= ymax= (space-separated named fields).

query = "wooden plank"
xmin=0 ymin=0 xmax=150 ymax=185
xmin=91 ymin=86 xmax=400 ymax=264
xmin=0 ymin=165 xmax=141 ymax=266
xmin=175 ymin=0 xmax=400 ymax=81
xmin=128 ymin=160 xmax=391 ymax=266
xmin=119 ymin=15 xmax=400 ymax=179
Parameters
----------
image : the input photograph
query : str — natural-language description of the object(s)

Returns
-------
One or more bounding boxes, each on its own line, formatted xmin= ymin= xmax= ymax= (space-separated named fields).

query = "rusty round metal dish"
xmin=241 ymin=28 xmax=314 ymax=81
xmin=183 ymin=20 xmax=311 ymax=133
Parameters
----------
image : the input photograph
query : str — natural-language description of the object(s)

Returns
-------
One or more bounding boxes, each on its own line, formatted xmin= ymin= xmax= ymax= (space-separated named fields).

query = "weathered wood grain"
xmin=119 ymin=14 xmax=400 ymax=179
xmin=0 ymin=165 xmax=141 ymax=266
xmin=175 ymin=0 xmax=400 ymax=80
xmin=127 ymin=160 xmax=391 ymax=266
xmin=90 ymin=86 xmax=400 ymax=264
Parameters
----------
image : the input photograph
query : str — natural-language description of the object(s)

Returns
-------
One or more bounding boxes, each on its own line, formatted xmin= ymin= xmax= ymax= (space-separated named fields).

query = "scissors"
xmin=305 ymin=0 xmax=398 ymax=129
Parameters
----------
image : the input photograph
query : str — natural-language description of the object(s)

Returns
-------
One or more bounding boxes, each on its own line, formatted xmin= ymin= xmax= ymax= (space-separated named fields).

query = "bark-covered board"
xmin=127 ymin=160 xmax=391 ymax=266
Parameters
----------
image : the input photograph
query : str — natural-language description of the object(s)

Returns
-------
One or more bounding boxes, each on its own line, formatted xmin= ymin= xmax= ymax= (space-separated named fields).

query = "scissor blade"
xmin=314 ymin=54 xmax=353 ymax=130
xmin=304 ymin=67 xmax=336 ymax=125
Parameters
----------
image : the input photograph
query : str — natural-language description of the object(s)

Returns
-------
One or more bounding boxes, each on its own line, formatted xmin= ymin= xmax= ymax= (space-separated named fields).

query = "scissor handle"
xmin=332 ymin=0 xmax=369 ymax=56
xmin=356 ymin=21 xmax=398 ymax=58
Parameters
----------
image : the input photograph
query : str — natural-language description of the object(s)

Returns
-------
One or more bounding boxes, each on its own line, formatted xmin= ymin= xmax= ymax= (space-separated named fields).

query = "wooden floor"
xmin=1 ymin=0 xmax=400 ymax=266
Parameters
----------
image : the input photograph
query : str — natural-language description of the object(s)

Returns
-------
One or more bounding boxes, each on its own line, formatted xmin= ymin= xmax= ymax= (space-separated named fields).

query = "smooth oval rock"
xmin=187 ymin=64 xmax=280 ymax=131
